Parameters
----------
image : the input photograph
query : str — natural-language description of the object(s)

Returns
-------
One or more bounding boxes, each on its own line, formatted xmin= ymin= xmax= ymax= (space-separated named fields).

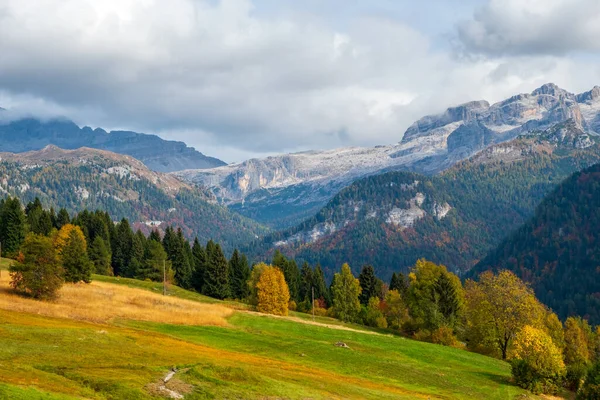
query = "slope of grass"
xmin=0 ymin=275 xmax=542 ymax=399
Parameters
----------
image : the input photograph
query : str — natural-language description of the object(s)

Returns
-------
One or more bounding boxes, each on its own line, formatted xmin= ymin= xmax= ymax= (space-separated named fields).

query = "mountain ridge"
xmin=177 ymin=83 xmax=600 ymax=228
xmin=0 ymin=145 xmax=265 ymax=250
xmin=0 ymin=115 xmax=226 ymax=173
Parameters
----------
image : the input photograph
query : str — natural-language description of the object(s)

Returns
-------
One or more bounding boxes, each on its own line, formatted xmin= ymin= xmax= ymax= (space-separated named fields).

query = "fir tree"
xmin=62 ymin=228 xmax=93 ymax=283
xmin=56 ymin=208 xmax=71 ymax=229
xmin=148 ymin=229 xmax=162 ymax=243
xmin=191 ymin=237 xmax=206 ymax=292
xmin=111 ymin=218 xmax=134 ymax=277
xmin=0 ymin=197 xmax=27 ymax=257
xmin=127 ymin=231 xmax=145 ymax=278
xmin=272 ymin=250 xmax=300 ymax=302
xmin=229 ymin=249 xmax=250 ymax=299
xmin=390 ymin=272 xmax=408 ymax=296
xmin=299 ymin=262 xmax=313 ymax=302
xmin=358 ymin=265 xmax=378 ymax=305
xmin=139 ymin=240 xmax=169 ymax=282
xmin=88 ymin=236 xmax=112 ymax=275
xmin=434 ymin=272 xmax=462 ymax=324
xmin=313 ymin=264 xmax=330 ymax=306
xmin=203 ymin=241 xmax=230 ymax=299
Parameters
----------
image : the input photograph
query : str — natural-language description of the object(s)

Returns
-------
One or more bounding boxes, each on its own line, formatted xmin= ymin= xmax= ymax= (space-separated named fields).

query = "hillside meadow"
xmin=0 ymin=261 xmax=546 ymax=400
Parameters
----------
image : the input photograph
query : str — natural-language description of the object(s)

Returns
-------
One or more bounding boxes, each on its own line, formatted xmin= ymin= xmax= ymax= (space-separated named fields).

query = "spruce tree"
xmin=434 ymin=272 xmax=461 ymax=324
xmin=127 ymin=231 xmax=145 ymax=278
xmin=56 ymin=208 xmax=71 ymax=229
xmin=191 ymin=237 xmax=206 ymax=292
xmin=229 ymin=249 xmax=250 ymax=299
xmin=139 ymin=240 xmax=169 ymax=282
xmin=272 ymin=250 xmax=300 ymax=302
xmin=88 ymin=236 xmax=112 ymax=275
xmin=313 ymin=264 xmax=330 ymax=306
xmin=148 ymin=229 xmax=162 ymax=243
xmin=172 ymin=228 xmax=193 ymax=289
xmin=111 ymin=218 xmax=134 ymax=277
xmin=299 ymin=262 xmax=313 ymax=302
xmin=358 ymin=265 xmax=378 ymax=305
xmin=62 ymin=229 xmax=93 ymax=283
xmin=203 ymin=241 xmax=230 ymax=299
xmin=0 ymin=197 xmax=27 ymax=257
xmin=390 ymin=272 xmax=408 ymax=296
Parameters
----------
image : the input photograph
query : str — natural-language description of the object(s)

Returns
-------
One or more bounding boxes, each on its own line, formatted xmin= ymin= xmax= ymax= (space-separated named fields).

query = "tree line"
xmin=4 ymin=195 xmax=600 ymax=397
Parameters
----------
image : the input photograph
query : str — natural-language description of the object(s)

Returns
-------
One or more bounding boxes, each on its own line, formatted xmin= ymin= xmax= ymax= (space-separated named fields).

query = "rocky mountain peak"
xmin=531 ymin=82 xmax=570 ymax=98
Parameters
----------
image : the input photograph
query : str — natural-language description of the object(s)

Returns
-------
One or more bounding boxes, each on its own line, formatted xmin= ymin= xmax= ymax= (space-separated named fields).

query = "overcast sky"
xmin=1 ymin=0 xmax=599 ymax=162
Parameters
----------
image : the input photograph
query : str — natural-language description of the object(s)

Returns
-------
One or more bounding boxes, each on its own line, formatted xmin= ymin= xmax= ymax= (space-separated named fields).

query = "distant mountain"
xmin=0 ymin=145 xmax=265 ymax=250
xmin=177 ymin=83 xmax=600 ymax=229
xmin=248 ymin=123 xmax=600 ymax=280
xmin=0 ymin=116 xmax=226 ymax=172
xmin=472 ymin=163 xmax=600 ymax=323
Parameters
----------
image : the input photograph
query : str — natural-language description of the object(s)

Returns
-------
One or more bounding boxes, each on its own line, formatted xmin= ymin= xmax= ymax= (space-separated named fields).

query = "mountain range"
xmin=0 ymin=115 xmax=226 ymax=173
xmin=247 ymin=120 xmax=600 ymax=280
xmin=176 ymin=83 xmax=600 ymax=228
xmin=0 ymin=145 xmax=264 ymax=250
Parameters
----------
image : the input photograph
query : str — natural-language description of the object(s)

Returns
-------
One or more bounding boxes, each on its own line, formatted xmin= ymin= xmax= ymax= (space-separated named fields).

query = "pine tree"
xmin=390 ymin=272 xmax=408 ymax=296
xmin=62 ymin=228 xmax=93 ymax=283
xmin=167 ymin=228 xmax=193 ymax=289
xmin=0 ymin=197 xmax=27 ymax=257
xmin=434 ymin=272 xmax=462 ymax=325
xmin=56 ymin=208 xmax=71 ymax=229
xmin=229 ymin=249 xmax=250 ymax=299
xmin=26 ymin=198 xmax=51 ymax=235
xmin=313 ymin=264 xmax=330 ymax=306
xmin=148 ymin=229 xmax=162 ymax=243
xmin=191 ymin=237 xmax=206 ymax=292
xmin=88 ymin=236 xmax=112 ymax=275
xmin=127 ymin=231 xmax=145 ymax=278
xmin=203 ymin=241 xmax=230 ymax=299
xmin=299 ymin=262 xmax=313 ymax=302
xmin=111 ymin=218 xmax=134 ymax=277
xmin=358 ymin=265 xmax=378 ymax=305
xmin=139 ymin=240 xmax=169 ymax=282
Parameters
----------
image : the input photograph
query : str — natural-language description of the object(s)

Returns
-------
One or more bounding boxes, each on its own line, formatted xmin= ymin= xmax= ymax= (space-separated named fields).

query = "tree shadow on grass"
xmin=472 ymin=371 xmax=516 ymax=387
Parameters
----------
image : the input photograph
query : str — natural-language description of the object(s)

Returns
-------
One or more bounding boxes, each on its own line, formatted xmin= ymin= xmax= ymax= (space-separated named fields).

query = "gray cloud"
xmin=0 ymin=0 xmax=599 ymax=162
xmin=457 ymin=0 xmax=600 ymax=57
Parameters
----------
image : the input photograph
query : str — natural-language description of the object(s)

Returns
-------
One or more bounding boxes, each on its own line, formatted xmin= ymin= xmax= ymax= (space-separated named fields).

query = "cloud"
xmin=0 ymin=0 xmax=599 ymax=162
xmin=457 ymin=0 xmax=600 ymax=57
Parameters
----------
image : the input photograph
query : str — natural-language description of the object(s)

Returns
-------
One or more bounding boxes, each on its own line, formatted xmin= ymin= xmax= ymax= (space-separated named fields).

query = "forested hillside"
xmin=0 ymin=146 xmax=265 ymax=250
xmin=473 ymin=163 xmax=600 ymax=323
xmin=253 ymin=132 xmax=600 ymax=280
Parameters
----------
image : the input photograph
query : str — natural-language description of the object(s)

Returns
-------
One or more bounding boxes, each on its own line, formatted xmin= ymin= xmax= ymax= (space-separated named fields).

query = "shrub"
xmin=509 ymin=326 xmax=565 ymax=394
xmin=566 ymin=363 xmax=589 ymax=392
xmin=9 ymin=234 xmax=64 ymax=300
xmin=288 ymin=300 xmax=297 ymax=311
xmin=431 ymin=326 xmax=460 ymax=347
xmin=578 ymin=362 xmax=600 ymax=400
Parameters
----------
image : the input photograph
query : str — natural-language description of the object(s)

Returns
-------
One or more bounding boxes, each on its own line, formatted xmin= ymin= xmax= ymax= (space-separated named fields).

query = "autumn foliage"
xmin=256 ymin=265 xmax=290 ymax=316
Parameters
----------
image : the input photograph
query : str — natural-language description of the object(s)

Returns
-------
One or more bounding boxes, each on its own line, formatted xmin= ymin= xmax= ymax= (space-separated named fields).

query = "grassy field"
xmin=0 ymin=272 xmax=544 ymax=399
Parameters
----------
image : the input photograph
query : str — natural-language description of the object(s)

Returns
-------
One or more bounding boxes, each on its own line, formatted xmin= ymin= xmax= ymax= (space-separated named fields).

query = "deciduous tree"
xmin=332 ymin=263 xmax=362 ymax=323
xmin=256 ymin=265 xmax=290 ymax=316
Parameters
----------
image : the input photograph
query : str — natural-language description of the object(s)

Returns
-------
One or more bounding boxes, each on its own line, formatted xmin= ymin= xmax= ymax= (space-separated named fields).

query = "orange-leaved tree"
xmin=256 ymin=265 xmax=290 ymax=316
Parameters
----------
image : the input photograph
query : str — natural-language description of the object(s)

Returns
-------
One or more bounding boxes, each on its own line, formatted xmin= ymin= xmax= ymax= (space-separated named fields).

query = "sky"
xmin=0 ymin=0 xmax=599 ymax=163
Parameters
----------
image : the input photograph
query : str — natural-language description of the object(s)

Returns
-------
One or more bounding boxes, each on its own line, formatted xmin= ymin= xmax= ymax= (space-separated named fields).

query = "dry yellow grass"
xmin=0 ymin=274 xmax=233 ymax=326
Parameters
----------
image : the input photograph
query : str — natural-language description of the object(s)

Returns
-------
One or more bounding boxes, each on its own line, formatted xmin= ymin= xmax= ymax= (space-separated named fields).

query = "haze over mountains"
xmin=0 ymin=115 xmax=226 ymax=173
xmin=176 ymin=83 xmax=600 ymax=228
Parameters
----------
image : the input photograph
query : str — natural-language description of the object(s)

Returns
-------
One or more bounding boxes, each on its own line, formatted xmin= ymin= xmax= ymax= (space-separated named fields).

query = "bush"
xmin=509 ymin=326 xmax=565 ymax=394
xmin=566 ymin=363 xmax=589 ymax=392
xmin=288 ymin=300 xmax=297 ymax=311
xmin=578 ymin=362 xmax=600 ymax=400
xmin=9 ymin=234 xmax=64 ymax=300
xmin=431 ymin=326 xmax=460 ymax=347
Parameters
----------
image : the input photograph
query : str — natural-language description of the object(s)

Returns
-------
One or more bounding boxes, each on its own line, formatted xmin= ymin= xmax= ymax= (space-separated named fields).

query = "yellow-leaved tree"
xmin=53 ymin=224 xmax=79 ymax=258
xmin=509 ymin=325 xmax=565 ymax=394
xmin=256 ymin=265 xmax=290 ymax=316
xmin=465 ymin=270 xmax=545 ymax=359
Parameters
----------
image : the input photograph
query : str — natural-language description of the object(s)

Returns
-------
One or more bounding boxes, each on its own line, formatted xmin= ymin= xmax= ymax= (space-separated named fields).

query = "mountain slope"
xmin=0 ymin=145 xmax=264 ymax=249
xmin=472 ymin=163 xmax=600 ymax=323
xmin=177 ymin=83 xmax=600 ymax=228
xmin=250 ymin=124 xmax=600 ymax=280
xmin=0 ymin=116 xmax=226 ymax=172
